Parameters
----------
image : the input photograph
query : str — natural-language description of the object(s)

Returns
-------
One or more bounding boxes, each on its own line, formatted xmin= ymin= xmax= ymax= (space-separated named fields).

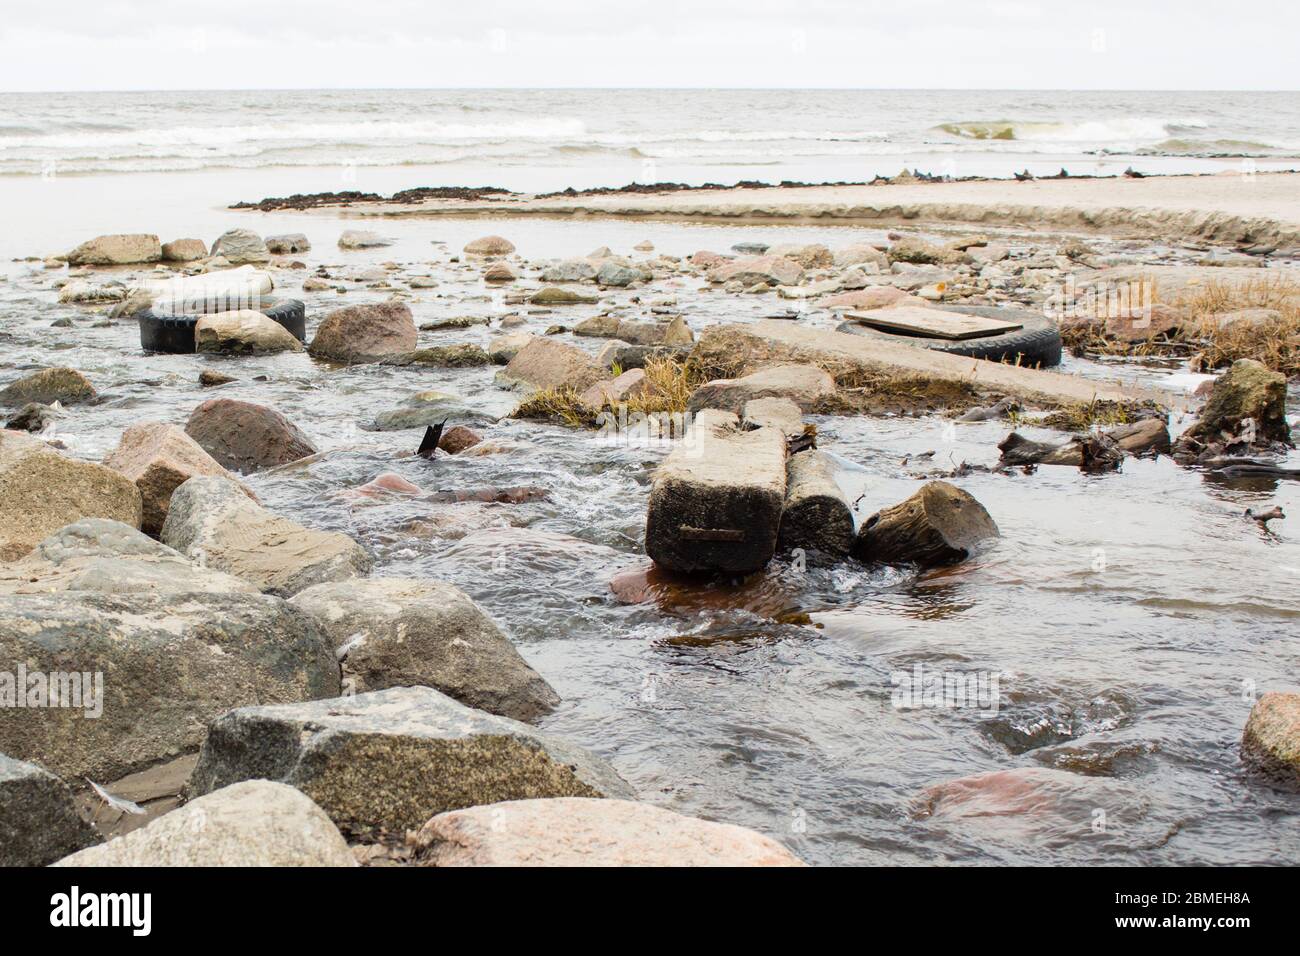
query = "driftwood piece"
xmin=776 ymin=450 xmax=855 ymax=558
xmin=998 ymin=418 xmax=1167 ymax=471
xmin=853 ymin=481 xmax=999 ymax=567
xmin=997 ymin=432 xmax=1072 ymax=466
xmin=1107 ymin=418 xmax=1171 ymax=457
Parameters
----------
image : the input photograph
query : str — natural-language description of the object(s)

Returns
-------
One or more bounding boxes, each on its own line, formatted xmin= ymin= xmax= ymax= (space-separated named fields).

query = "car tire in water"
xmin=138 ymin=299 xmax=307 ymax=354
xmin=836 ymin=305 xmax=1062 ymax=368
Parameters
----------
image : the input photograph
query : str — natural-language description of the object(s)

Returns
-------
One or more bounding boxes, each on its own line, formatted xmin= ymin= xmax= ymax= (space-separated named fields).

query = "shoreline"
xmin=231 ymin=170 xmax=1300 ymax=249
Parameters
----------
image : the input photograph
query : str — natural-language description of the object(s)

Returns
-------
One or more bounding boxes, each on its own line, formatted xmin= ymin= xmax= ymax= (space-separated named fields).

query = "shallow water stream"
xmin=3 ymin=207 xmax=1298 ymax=865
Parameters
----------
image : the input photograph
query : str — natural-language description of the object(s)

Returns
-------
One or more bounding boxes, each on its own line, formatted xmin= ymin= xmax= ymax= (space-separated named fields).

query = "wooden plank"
xmin=845 ymin=306 xmax=1023 ymax=340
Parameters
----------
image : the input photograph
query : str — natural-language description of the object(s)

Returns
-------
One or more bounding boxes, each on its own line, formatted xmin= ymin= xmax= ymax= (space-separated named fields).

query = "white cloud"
xmin=0 ymin=0 xmax=1296 ymax=91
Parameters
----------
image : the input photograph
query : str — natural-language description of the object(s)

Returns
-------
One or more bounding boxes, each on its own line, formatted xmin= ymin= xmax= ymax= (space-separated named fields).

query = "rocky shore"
xmin=1 ymin=208 xmax=1298 ymax=867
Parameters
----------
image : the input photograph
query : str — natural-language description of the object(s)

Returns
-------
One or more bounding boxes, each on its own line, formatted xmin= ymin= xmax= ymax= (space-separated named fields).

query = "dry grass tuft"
xmin=510 ymin=356 xmax=702 ymax=428
xmin=1064 ymin=273 xmax=1300 ymax=377
xmin=510 ymin=387 xmax=600 ymax=428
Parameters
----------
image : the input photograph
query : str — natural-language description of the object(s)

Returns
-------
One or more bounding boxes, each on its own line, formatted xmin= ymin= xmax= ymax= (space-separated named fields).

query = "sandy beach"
xmin=269 ymin=171 xmax=1300 ymax=248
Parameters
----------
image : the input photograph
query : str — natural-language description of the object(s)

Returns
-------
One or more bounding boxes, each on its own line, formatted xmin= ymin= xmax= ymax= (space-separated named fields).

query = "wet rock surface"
xmin=288 ymin=577 xmax=560 ymax=722
xmin=189 ymin=686 xmax=634 ymax=839
xmin=56 ymin=780 xmax=355 ymax=867
xmin=0 ymin=586 xmax=338 ymax=781
xmin=0 ymin=430 xmax=142 ymax=560
xmin=184 ymin=398 xmax=318 ymax=473
xmin=161 ymin=475 xmax=372 ymax=596
xmin=0 ymin=754 xmax=100 ymax=866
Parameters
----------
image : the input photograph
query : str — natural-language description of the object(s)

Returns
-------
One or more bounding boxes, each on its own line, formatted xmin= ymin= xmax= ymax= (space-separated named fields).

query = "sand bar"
xmin=265 ymin=172 xmax=1300 ymax=247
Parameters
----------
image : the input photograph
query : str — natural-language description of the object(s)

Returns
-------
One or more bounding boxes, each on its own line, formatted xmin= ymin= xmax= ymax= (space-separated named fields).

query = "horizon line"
xmin=3 ymin=86 xmax=1299 ymax=95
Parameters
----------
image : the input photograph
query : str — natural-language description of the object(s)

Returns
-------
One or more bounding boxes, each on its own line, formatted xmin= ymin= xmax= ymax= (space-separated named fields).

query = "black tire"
xmin=836 ymin=305 xmax=1062 ymax=367
xmin=138 ymin=299 xmax=306 ymax=354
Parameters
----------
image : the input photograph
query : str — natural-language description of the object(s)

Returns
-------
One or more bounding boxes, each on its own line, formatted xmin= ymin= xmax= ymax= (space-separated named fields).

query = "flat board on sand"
xmin=844 ymin=306 xmax=1024 ymax=340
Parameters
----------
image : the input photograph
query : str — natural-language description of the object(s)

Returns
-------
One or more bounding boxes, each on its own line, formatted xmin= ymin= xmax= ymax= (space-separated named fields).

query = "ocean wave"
xmin=936 ymin=117 xmax=1209 ymax=144
xmin=0 ymin=117 xmax=592 ymax=151
xmin=1131 ymin=137 xmax=1295 ymax=158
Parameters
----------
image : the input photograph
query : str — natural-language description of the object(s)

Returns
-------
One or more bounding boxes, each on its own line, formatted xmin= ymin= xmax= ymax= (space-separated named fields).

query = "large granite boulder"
xmin=463 ymin=235 xmax=515 ymax=256
xmin=189 ymin=686 xmax=633 ymax=839
xmin=195 ymin=310 xmax=303 ymax=354
xmin=542 ymin=258 xmax=598 ymax=282
xmin=0 ymin=430 xmax=142 ymax=561
xmin=0 ymin=589 xmax=339 ymax=781
xmin=104 ymin=422 xmax=248 ymax=535
xmin=67 ymin=233 xmax=161 ymax=266
xmin=265 ymin=233 xmax=310 ymax=255
xmin=309 ymin=302 xmax=417 ymax=363
xmin=707 ymin=255 xmax=804 ymax=287
xmin=1241 ymin=692 xmax=1300 ymax=786
xmin=161 ymin=238 xmax=208 ymax=262
xmin=184 ymin=398 xmax=318 ymax=474
xmin=0 ymin=754 xmax=100 ymax=866
xmin=496 ymin=337 xmax=603 ymax=392
xmin=412 ymin=798 xmax=805 ymax=867
xmin=55 ymin=781 xmax=355 ymax=867
xmin=161 ymin=476 xmax=371 ymax=596
xmin=289 ymin=578 xmax=559 ymax=722
xmin=0 ymin=518 xmax=254 ymax=597
xmin=337 ymin=229 xmax=391 ymax=250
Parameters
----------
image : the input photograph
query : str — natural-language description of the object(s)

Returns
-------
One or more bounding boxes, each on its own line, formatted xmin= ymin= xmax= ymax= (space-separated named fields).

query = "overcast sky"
xmin=1 ymin=1 xmax=1296 ymax=92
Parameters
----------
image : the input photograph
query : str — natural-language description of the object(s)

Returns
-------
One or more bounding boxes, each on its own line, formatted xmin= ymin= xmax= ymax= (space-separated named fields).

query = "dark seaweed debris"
xmin=229 ymin=186 xmax=515 ymax=211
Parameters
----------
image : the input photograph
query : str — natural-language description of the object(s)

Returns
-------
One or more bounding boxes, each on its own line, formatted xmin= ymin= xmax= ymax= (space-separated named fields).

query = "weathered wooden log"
xmin=776 ymin=451 xmax=855 ymax=558
xmin=645 ymin=409 xmax=787 ymax=574
xmin=1107 ymin=418 xmax=1171 ymax=457
xmin=997 ymin=431 xmax=1077 ymax=466
xmin=853 ymin=481 xmax=998 ymax=567
xmin=999 ymin=419 xmax=1166 ymax=470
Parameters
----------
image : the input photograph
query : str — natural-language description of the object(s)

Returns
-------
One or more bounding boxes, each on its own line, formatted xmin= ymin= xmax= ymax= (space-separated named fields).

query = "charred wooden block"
xmin=645 ymin=409 xmax=787 ymax=574
xmin=777 ymin=451 xmax=855 ymax=558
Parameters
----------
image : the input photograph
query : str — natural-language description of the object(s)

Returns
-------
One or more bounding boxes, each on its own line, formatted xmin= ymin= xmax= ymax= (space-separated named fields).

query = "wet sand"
xmin=271 ymin=171 xmax=1300 ymax=247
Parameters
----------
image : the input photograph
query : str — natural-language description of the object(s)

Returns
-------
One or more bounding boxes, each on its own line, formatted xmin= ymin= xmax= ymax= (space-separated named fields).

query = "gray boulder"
xmin=0 ymin=590 xmax=339 ymax=781
xmin=596 ymin=261 xmax=642 ymax=287
xmin=0 ymin=754 xmax=100 ymax=866
xmin=495 ymin=337 xmax=603 ymax=392
xmin=541 ymin=259 xmax=598 ymax=282
xmin=189 ymin=686 xmax=634 ymax=839
xmin=289 ymin=578 xmax=559 ymax=722
xmin=210 ymin=228 xmax=270 ymax=265
xmin=337 ymin=229 xmax=392 ymax=249
xmin=55 ymin=781 xmax=355 ymax=867
xmin=161 ymin=476 xmax=371 ymax=596
xmin=265 ymin=233 xmax=311 ymax=254
xmin=0 ymin=518 xmax=255 ymax=596
xmin=67 ymin=233 xmax=161 ymax=266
